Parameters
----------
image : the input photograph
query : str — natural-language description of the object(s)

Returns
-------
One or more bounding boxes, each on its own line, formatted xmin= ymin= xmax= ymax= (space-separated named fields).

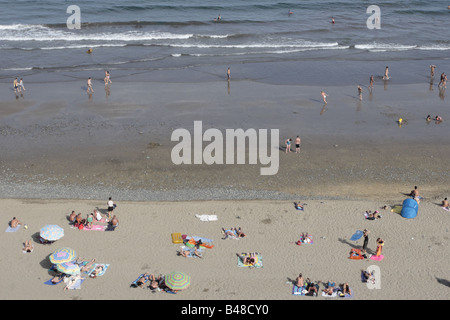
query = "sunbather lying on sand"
xmin=178 ymin=248 xmax=203 ymax=258
xmin=237 ymin=252 xmax=257 ymax=265
xmin=89 ymin=264 xmax=104 ymax=278
xmin=294 ymin=202 xmax=304 ymax=210
xmin=63 ymin=275 xmax=84 ymax=290
xmin=75 ymin=258 xmax=96 ymax=273
xmin=149 ymin=274 xmax=164 ymax=290
xmin=23 ymin=240 xmax=33 ymax=253
xmin=10 ymin=217 xmax=21 ymax=228
xmin=365 ymin=210 xmax=381 ymax=220
xmin=136 ymin=272 xmax=150 ymax=288
xmin=362 ymin=270 xmax=376 ymax=284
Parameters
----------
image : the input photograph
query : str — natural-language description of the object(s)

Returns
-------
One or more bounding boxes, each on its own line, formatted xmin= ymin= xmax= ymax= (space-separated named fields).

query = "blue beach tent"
xmin=401 ymin=198 xmax=418 ymax=219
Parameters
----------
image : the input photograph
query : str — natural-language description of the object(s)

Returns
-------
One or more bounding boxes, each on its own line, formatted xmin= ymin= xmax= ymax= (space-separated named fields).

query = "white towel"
xmin=195 ymin=214 xmax=218 ymax=221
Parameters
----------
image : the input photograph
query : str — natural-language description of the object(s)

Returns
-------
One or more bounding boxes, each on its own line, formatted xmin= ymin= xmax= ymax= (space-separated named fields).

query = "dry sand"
xmin=1 ymin=198 xmax=449 ymax=301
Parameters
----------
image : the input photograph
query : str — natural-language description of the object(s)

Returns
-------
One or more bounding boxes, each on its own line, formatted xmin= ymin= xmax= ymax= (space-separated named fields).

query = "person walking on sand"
xmin=104 ymin=71 xmax=112 ymax=86
xmin=430 ymin=65 xmax=436 ymax=78
xmin=369 ymin=75 xmax=374 ymax=90
xmin=383 ymin=66 xmax=389 ymax=80
xmin=357 ymin=85 xmax=363 ymax=101
xmin=321 ymin=91 xmax=328 ymax=104
xmin=285 ymin=138 xmax=292 ymax=153
xmin=107 ymin=197 xmax=115 ymax=220
xmin=13 ymin=78 xmax=19 ymax=94
xmin=87 ymin=77 xmax=94 ymax=93
xmin=227 ymin=67 xmax=231 ymax=80
xmin=295 ymin=136 xmax=301 ymax=153
xmin=362 ymin=229 xmax=370 ymax=256
xmin=19 ymin=78 xmax=25 ymax=92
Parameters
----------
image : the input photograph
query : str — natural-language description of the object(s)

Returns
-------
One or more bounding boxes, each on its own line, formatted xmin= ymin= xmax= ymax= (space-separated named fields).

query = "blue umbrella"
xmin=40 ymin=224 xmax=64 ymax=241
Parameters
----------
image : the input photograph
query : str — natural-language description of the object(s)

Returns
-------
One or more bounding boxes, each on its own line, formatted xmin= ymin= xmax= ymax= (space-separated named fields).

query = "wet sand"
xmin=0 ymin=80 xmax=448 ymax=201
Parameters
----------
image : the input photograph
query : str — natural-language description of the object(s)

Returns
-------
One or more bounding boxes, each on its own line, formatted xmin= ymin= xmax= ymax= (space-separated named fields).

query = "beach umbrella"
xmin=49 ymin=247 xmax=77 ymax=264
xmin=40 ymin=224 xmax=64 ymax=241
xmin=165 ymin=272 xmax=191 ymax=291
xmin=56 ymin=262 xmax=80 ymax=275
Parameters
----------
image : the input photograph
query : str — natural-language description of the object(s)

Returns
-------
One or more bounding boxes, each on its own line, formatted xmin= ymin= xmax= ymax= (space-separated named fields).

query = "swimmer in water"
xmin=331 ymin=17 xmax=335 ymax=24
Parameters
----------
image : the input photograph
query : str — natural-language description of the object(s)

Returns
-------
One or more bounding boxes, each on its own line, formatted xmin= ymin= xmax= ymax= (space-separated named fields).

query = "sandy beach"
xmin=1 ymin=198 xmax=449 ymax=301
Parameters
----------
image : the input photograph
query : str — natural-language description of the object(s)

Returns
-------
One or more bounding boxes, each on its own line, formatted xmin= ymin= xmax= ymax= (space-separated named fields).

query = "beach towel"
xmin=391 ymin=206 xmax=402 ymax=214
xmin=5 ymin=225 xmax=21 ymax=232
xmin=82 ymin=225 xmax=107 ymax=231
xmin=292 ymin=285 xmax=306 ymax=296
xmin=63 ymin=277 xmax=85 ymax=290
xmin=87 ymin=263 xmax=109 ymax=277
xmin=185 ymin=236 xmax=214 ymax=243
xmin=195 ymin=214 xmax=218 ymax=222
xmin=237 ymin=253 xmax=263 ymax=268
xmin=322 ymin=290 xmax=337 ymax=298
xmin=338 ymin=288 xmax=354 ymax=298
xmin=370 ymin=255 xmax=384 ymax=261
xmin=44 ymin=276 xmax=64 ymax=286
xmin=350 ymin=230 xmax=363 ymax=241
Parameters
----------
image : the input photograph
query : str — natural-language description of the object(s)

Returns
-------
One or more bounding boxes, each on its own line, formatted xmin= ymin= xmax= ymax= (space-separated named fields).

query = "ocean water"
xmin=0 ymin=0 xmax=449 ymax=85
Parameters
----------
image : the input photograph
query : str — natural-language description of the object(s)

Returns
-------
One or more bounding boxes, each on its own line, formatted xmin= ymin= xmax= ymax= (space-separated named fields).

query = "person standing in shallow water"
xmin=227 ymin=67 xmax=230 ymax=81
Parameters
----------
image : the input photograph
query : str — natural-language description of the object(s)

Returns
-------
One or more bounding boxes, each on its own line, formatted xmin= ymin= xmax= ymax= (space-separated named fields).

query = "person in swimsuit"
xmin=369 ymin=75 xmax=374 ymax=89
xmin=430 ymin=65 xmax=436 ymax=78
xmin=383 ymin=66 xmax=389 ymax=80
xmin=285 ymin=138 xmax=292 ymax=153
xmin=295 ymin=136 xmax=301 ymax=153
xmin=104 ymin=71 xmax=112 ymax=86
xmin=362 ymin=229 xmax=369 ymax=255
xmin=13 ymin=78 xmax=19 ymax=94
xmin=375 ymin=238 xmax=384 ymax=256
xmin=87 ymin=77 xmax=94 ymax=93
xmin=357 ymin=85 xmax=363 ymax=101
xmin=321 ymin=91 xmax=328 ymax=104
xmin=442 ymin=197 xmax=449 ymax=208
xmin=227 ymin=67 xmax=230 ymax=80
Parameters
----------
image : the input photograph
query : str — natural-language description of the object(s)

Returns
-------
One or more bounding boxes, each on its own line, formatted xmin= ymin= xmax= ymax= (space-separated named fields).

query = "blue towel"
xmin=186 ymin=236 xmax=213 ymax=243
xmin=44 ymin=278 xmax=63 ymax=286
xmin=292 ymin=285 xmax=305 ymax=295
xmin=5 ymin=225 xmax=21 ymax=232
xmin=350 ymin=230 xmax=363 ymax=241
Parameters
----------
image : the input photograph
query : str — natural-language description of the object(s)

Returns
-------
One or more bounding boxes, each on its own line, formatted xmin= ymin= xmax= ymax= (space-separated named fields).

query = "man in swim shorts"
xmin=295 ymin=136 xmax=301 ymax=153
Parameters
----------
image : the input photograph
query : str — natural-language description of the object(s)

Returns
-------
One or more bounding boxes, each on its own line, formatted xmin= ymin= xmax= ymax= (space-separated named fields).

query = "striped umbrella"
xmin=165 ymin=272 xmax=191 ymax=291
xmin=56 ymin=262 xmax=80 ymax=275
xmin=49 ymin=247 xmax=77 ymax=264
xmin=40 ymin=224 xmax=64 ymax=241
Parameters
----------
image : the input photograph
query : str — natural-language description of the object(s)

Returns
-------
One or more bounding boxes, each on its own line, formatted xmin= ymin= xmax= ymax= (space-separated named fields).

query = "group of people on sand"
xmin=320 ymin=64 xmax=446 ymax=105
xmin=133 ymin=273 xmax=174 ymax=292
xmin=236 ymin=252 xmax=258 ymax=266
xmin=285 ymin=136 xmax=301 ymax=153
xmin=222 ymin=227 xmax=247 ymax=239
xmin=86 ymin=71 xmax=112 ymax=94
xmin=13 ymin=77 xmax=25 ymax=95
xmin=295 ymin=274 xmax=352 ymax=297
xmin=68 ymin=197 xmax=118 ymax=230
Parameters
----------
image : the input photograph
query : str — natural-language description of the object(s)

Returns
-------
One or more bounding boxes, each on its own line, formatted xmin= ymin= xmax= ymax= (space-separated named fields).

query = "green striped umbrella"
xmin=165 ymin=272 xmax=191 ymax=291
